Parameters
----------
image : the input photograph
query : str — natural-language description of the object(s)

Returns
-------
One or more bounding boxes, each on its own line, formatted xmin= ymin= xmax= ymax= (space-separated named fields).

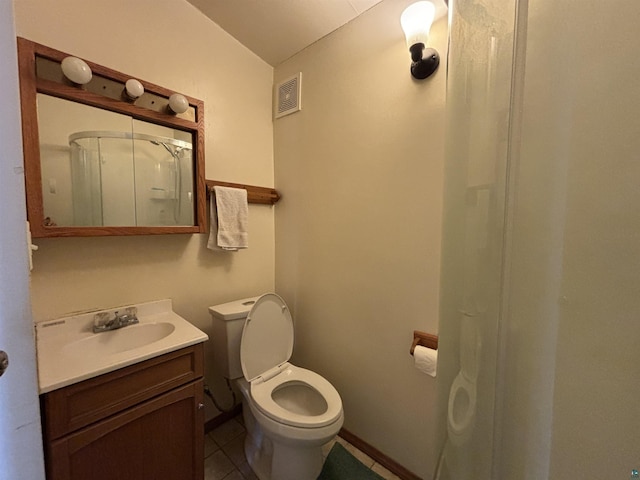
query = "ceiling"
xmin=186 ymin=0 xmax=385 ymax=66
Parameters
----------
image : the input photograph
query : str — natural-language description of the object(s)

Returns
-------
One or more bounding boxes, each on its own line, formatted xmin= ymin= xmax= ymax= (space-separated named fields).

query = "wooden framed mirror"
xmin=17 ymin=38 xmax=206 ymax=237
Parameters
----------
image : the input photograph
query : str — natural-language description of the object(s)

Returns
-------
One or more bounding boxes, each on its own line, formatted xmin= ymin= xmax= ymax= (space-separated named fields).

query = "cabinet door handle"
xmin=197 ymin=402 xmax=204 ymax=410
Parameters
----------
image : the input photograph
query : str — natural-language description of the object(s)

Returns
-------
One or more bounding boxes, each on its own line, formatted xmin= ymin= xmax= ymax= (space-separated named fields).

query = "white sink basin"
xmin=36 ymin=299 xmax=208 ymax=393
xmin=61 ymin=322 xmax=176 ymax=357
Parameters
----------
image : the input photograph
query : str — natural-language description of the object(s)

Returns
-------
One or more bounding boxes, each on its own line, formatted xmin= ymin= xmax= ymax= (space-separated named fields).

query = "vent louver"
xmin=275 ymin=73 xmax=302 ymax=119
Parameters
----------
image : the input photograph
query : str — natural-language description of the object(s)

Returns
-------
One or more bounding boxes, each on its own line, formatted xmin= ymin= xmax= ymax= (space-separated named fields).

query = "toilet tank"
xmin=208 ymin=297 xmax=259 ymax=379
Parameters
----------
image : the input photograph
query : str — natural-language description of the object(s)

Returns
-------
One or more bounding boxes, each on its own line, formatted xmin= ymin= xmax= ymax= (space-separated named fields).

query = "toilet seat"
xmin=240 ymin=293 xmax=342 ymax=429
xmin=240 ymin=293 xmax=294 ymax=382
xmin=250 ymin=363 xmax=343 ymax=428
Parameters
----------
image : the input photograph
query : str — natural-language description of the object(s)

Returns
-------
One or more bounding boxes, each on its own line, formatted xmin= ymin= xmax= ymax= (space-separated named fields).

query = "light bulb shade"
xmin=61 ymin=56 xmax=93 ymax=85
xmin=125 ymin=79 xmax=144 ymax=99
xmin=401 ymin=1 xmax=435 ymax=49
xmin=168 ymin=93 xmax=189 ymax=114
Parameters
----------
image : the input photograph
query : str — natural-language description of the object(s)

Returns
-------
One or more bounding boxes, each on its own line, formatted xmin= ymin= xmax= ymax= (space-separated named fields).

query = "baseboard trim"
xmin=338 ymin=428 xmax=422 ymax=480
xmin=204 ymin=404 xmax=243 ymax=434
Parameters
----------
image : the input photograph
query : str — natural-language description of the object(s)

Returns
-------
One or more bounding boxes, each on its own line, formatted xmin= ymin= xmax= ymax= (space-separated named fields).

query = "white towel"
xmin=207 ymin=186 xmax=248 ymax=251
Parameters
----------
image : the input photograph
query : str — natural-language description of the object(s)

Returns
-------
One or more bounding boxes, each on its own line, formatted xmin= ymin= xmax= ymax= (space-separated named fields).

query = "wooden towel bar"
xmin=206 ymin=180 xmax=280 ymax=205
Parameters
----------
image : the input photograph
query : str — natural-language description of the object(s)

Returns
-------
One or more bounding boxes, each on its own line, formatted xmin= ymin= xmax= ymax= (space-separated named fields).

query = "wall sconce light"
xmin=124 ymin=79 xmax=144 ymax=100
xmin=60 ymin=56 xmax=92 ymax=85
xmin=400 ymin=1 xmax=439 ymax=80
xmin=168 ymin=93 xmax=189 ymax=114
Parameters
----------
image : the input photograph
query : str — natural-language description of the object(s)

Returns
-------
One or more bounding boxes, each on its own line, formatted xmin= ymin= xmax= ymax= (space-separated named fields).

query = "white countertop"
xmin=36 ymin=299 xmax=208 ymax=394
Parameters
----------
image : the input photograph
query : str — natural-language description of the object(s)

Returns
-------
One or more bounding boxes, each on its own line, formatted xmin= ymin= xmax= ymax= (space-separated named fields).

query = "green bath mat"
xmin=317 ymin=443 xmax=385 ymax=480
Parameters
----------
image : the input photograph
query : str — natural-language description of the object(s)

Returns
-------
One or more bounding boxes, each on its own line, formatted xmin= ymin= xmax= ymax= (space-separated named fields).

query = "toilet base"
xmin=244 ymin=430 xmax=324 ymax=480
xmin=239 ymin=384 xmax=340 ymax=480
xmin=244 ymin=430 xmax=273 ymax=480
xmin=272 ymin=442 xmax=324 ymax=480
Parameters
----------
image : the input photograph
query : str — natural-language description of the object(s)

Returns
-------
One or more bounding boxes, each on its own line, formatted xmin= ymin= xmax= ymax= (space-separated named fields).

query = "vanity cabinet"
xmin=40 ymin=344 xmax=205 ymax=480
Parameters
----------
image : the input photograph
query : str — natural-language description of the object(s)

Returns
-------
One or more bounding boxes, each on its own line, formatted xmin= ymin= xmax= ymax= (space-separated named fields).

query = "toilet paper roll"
xmin=414 ymin=345 xmax=438 ymax=377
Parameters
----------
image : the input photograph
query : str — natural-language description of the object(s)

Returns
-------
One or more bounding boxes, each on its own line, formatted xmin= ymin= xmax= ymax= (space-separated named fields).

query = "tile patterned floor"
xmin=205 ymin=415 xmax=403 ymax=480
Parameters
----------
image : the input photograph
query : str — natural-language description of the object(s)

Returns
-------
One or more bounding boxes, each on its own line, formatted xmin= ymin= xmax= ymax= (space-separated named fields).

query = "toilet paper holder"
xmin=410 ymin=330 xmax=438 ymax=355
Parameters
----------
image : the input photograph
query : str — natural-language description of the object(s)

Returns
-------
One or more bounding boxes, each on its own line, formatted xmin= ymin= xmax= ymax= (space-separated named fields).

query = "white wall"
xmin=14 ymin=0 xmax=276 ymax=419
xmin=273 ymin=1 xmax=447 ymax=477
xmin=0 ymin=1 xmax=45 ymax=478
xmin=520 ymin=1 xmax=640 ymax=478
xmin=497 ymin=0 xmax=640 ymax=478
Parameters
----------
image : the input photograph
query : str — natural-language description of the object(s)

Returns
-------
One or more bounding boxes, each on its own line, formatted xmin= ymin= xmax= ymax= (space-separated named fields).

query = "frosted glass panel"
xmin=69 ymin=137 xmax=102 ymax=226
xmin=441 ymin=1 xmax=640 ymax=479
xmin=436 ymin=0 xmax=517 ymax=478
xmin=131 ymin=119 xmax=194 ymax=226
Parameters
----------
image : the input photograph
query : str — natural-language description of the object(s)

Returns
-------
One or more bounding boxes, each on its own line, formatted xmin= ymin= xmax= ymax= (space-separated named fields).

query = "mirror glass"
xmin=37 ymin=94 xmax=195 ymax=227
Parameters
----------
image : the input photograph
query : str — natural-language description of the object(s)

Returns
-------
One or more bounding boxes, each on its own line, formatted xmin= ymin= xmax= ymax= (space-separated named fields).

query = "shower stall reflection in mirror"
xmin=68 ymin=131 xmax=194 ymax=227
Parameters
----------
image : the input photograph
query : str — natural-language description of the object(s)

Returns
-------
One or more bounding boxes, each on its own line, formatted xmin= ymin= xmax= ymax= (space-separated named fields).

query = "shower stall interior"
xmin=68 ymin=131 xmax=194 ymax=227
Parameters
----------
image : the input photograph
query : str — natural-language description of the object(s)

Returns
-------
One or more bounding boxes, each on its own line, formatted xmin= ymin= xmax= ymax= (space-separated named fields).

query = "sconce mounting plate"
xmin=410 ymin=45 xmax=440 ymax=80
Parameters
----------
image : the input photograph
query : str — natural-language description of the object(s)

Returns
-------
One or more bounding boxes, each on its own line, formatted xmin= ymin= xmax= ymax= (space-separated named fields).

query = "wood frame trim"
xmin=17 ymin=37 xmax=207 ymax=237
xmin=339 ymin=428 xmax=422 ymax=480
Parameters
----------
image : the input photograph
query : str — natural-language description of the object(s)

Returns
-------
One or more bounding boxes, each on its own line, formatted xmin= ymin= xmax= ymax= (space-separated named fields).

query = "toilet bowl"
xmin=209 ymin=293 xmax=344 ymax=480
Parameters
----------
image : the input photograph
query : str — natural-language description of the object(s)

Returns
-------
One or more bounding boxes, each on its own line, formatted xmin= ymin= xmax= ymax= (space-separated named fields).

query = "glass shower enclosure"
xmin=437 ymin=0 xmax=640 ymax=479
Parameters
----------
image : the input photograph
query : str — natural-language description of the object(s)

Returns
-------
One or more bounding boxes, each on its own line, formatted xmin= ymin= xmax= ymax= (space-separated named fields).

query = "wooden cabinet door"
xmin=42 ymin=344 xmax=204 ymax=441
xmin=47 ymin=379 xmax=204 ymax=480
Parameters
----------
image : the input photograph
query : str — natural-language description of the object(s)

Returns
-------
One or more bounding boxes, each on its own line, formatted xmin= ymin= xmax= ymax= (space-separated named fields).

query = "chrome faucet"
xmin=93 ymin=307 xmax=139 ymax=333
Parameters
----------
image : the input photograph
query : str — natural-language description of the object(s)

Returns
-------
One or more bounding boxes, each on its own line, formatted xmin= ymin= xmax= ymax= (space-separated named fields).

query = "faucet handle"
xmin=116 ymin=307 xmax=139 ymax=326
xmin=93 ymin=307 xmax=138 ymax=333
xmin=93 ymin=312 xmax=111 ymax=329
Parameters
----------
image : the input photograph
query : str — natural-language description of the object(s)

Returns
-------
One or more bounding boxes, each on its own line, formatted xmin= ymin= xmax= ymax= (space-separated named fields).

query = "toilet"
xmin=209 ymin=293 xmax=344 ymax=480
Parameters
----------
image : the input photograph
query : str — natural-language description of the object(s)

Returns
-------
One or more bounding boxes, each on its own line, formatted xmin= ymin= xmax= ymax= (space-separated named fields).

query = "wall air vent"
xmin=274 ymin=72 xmax=302 ymax=119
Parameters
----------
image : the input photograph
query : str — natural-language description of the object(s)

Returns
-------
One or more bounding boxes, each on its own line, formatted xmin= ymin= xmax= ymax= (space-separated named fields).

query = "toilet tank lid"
xmin=208 ymin=296 xmax=260 ymax=321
